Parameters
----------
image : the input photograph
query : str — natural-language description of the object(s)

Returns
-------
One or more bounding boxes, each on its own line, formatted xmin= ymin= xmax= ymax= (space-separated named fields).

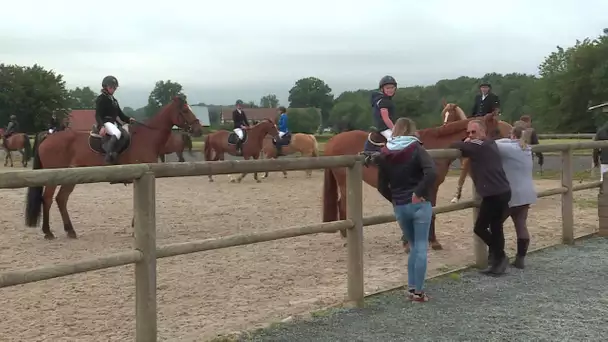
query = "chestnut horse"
xmin=260 ymin=133 xmax=319 ymax=179
xmin=24 ymin=96 xmax=203 ymax=240
xmin=441 ymin=102 xmax=513 ymax=203
xmin=203 ymin=119 xmax=279 ymax=183
xmin=158 ymin=130 xmax=194 ymax=162
xmin=0 ymin=128 xmax=32 ymax=167
xmin=322 ymin=114 xmax=501 ymax=251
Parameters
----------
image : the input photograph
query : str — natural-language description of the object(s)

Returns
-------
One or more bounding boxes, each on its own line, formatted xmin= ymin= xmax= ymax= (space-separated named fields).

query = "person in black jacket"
xmin=232 ymin=99 xmax=250 ymax=155
xmin=2 ymin=115 xmax=18 ymax=149
xmin=48 ymin=113 xmax=59 ymax=133
xmin=471 ymin=82 xmax=500 ymax=118
xmin=373 ymin=117 xmax=437 ymax=302
xmin=451 ymin=120 xmax=512 ymax=275
xmin=95 ymin=75 xmax=135 ymax=164
xmin=593 ymin=121 xmax=608 ymax=183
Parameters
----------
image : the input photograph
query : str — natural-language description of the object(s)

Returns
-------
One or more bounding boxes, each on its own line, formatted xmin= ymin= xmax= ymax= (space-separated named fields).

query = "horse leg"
xmin=429 ymin=191 xmax=442 ymax=250
xmin=252 ymin=155 xmax=261 ymax=183
xmin=159 ymin=154 xmax=165 ymax=163
xmin=236 ymin=156 xmax=250 ymax=183
xmin=42 ymin=186 xmax=58 ymax=240
xmin=177 ymin=151 xmax=185 ymax=162
xmin=21 ymin=149 xmax=27 ymax=167
xmin=3 ymin=151 xmax=7 ymax=167
xmin=451 ymin=158 xmax=468 ymax=203
xmin=335 ymin=173 xmax=348 ymax=238
xmin=55 ymin=184 xmax=77 ymax=239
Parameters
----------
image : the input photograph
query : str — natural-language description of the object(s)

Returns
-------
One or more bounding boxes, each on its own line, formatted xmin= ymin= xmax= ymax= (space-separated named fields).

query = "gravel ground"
xmin=244 ymin=236 xmax=608 ymax=342
xmin=163 ymin=152 xmax=594 ymax=173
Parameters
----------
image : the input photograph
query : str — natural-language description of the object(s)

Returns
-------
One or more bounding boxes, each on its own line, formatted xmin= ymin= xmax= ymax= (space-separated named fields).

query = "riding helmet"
xmin=479 ymin=81 xmax=491 ymax=88
xmin=102 ymin=75 xmax=119 ymax=88
xmin=379 ymin=75 xmax=397 ymax=89
xmin=235 ymin=99 xmax=244 ymax=105
xmin=10 ymin=115 xmax=16 ymax=120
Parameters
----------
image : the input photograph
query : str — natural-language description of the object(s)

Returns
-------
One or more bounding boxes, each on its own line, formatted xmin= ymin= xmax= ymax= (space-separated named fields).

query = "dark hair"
xmin=278 ymin=106 xmax=287 ymax=113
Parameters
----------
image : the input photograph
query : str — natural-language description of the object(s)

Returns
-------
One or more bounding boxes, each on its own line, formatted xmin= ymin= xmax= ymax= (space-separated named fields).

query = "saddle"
xmin=88 ymin=124 xmax=131 ymax=156
xmin=273 ymin=132 xmax=292 ymax=146
xmin=361 ymin=130 xmax=387 ymax=167
xmin=228 ymin=130 xmax=248 ymax=145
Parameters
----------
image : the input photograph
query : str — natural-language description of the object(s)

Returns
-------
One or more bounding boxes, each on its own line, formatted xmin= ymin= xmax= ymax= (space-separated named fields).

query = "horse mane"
xmin=441 ymin=103 xmax=467 ymax=122
xmin=454 ymin=106 xmax=466 ymax=120
xmin=418 ymin=117 xmax=471 ymax=140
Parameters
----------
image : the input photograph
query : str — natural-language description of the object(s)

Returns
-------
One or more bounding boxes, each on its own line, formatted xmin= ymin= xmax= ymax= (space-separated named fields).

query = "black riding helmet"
xmin=479 ymin=81 xmax=491 ymax=88
xmin=102 ymin=75 xmax=119 ymax=88
xmin=379 ymin=75 xmax=397 ymax=89
xmin=235 ymin=99 xmax=244 ymax=105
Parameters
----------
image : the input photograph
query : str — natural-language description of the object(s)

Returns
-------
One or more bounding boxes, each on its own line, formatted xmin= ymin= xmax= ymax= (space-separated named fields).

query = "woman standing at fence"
xmin=451 ymin=120 xmax=511 ymax=275
xmin=495 ymin=125 xmax=537 ymax=269
xmin=373 ymin=117 xmax=437 ymax=302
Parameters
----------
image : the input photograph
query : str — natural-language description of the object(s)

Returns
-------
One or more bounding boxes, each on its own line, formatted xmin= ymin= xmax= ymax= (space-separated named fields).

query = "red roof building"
xmin=67 ymin=110 xmax=96 ymax=131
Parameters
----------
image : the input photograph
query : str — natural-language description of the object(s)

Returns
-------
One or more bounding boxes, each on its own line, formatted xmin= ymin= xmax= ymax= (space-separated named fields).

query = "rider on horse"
xmin=48 ymin=113 xmax=59 ymax=134
xmin=232 ymin=99 xmax=250 ymax=155
xmin=3 ymin=115 xmax=19 ymax=148
xmin=95 ymin=75 xmax=135 ymax=164
xmin=372 ymin=75 xmax=398 ymax=141
xmin=471 ymin=81 xmax=500 ymax=118
xmin=275 ymin=106 xmax=290 ymax=155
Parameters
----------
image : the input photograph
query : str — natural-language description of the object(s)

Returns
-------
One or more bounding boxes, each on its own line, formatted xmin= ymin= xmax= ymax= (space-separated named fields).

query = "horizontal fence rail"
xmin=0 ymin=140 xmax=606 ymax=341
xmin=538 ymin=133 xmax=595 ymax=139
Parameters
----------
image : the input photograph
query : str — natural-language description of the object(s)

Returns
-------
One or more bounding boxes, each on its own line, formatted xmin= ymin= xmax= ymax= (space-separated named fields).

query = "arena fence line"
xmin=0 ymin=140 xmax=606 ymax=341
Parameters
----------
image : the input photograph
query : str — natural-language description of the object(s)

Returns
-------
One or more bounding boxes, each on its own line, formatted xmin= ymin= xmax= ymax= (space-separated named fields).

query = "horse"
xmin=260 ymin=133 xmax=319 ymax=179
xmin=441 ymin=101 xmax=513 ymax=203
xmin=24 ymin=96 xmax=203 ymax=240
xmin=158 ymin=130 xmax=194 ymax=162
xmin=322 ymin=113 xmax=501 ymax=251
xmin=0 ymin=128 xmax=32 ymax=167
xmin=203 ymin=119 xmax=280 ymax=183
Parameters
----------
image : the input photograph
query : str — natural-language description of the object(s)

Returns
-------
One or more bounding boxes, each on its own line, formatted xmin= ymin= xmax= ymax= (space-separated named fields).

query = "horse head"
xmin=164 ymin=96 xmax=203 ymax=137
xmin=253 ymin=118 xmax=279 ymax=138
xmin=441 ymin=103 xmax=467 ymax=124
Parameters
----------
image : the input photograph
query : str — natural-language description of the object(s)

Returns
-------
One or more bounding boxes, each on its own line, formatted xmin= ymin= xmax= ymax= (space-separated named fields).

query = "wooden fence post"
xmin=346 ymin=161 xmax=364 ymax=308
xmin=598 ymin=175 xmax=608 ymax=237
xmin=134 ymin=172 xmax=157 ymax=342
xmin=561 ymin=148 xmax=574 ymax=244
xmin=471 ymin=183 xmax=487 ymax=268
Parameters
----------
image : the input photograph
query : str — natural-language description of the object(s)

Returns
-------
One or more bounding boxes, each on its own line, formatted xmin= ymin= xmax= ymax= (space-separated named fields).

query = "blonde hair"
xmin=511 ymin=125 xmax=531 ymax=150
xmin=392 ymin=117 xmax=417 ymax=136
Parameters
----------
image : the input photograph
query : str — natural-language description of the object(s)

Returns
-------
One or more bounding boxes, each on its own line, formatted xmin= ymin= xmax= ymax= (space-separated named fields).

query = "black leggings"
xmin=474 ymin=191 xmax=511 ymax=259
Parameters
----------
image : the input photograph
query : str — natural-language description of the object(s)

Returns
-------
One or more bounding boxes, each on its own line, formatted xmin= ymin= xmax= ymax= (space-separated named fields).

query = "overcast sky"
xmin=1 ymin=0 xmax=607 ymax=108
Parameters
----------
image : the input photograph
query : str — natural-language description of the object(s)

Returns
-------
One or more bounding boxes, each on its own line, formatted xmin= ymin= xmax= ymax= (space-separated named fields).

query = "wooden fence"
xmin=0 ymin=140 xmax=607 ymax=341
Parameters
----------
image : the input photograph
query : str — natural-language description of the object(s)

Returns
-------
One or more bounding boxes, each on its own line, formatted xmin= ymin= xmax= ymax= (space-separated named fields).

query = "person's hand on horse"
xmin=99 ymin=127 xmax=107 ymax=136
xmin=129 ymin=117 xmax=136 ymax=123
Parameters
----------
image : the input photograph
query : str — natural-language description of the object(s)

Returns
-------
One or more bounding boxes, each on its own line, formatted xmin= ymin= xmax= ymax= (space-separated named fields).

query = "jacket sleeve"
xmin=95 ymin=96 xmax=110 ymax=127
xmin=242 ymin=112 xmax=250 ymax=126
xmin=5 ymin=122 xmax=14 ymax=133
xmin=491 ymin=94 xmax=501 ymax=112
xmin=412 ymin=146 xmax=437 ymax=199
xmin=115 ymin=99 xmax=131 ymax=123
xmin=232 ymin=110 xmax=239 ymax=124
xmin=376 ymin=163 xmax=392 ymax=203
xmin=450 ymin=141 xmax=475 ymax=158
xmin=471 ymin=96 xmax=479 ymax=115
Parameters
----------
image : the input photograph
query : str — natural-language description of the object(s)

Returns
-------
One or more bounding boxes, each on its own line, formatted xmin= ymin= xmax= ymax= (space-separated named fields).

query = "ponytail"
xmin=511 ymin=125 xmax=531 ymax=150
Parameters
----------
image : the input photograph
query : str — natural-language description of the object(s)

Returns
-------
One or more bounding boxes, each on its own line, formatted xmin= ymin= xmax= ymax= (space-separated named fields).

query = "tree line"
xmin=1 ymin=29 xmax=606 ymax=134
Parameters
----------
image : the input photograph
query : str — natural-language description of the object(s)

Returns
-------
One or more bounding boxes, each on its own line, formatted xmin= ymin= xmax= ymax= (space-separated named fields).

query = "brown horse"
xmin=24 ymin=96 xmax=203 ymax=240
xmin=0 ymin=128 xmax=32 ymax=167
xmin=322 ymin=114 xmax=501 ymax=251
xmin=441 ymin=102 xmax=513 ymax=203
xmin=203 ymin=119 xmax=279 ymax=183
xmin=158 ymin=130 xmax=194 ymax=162
xmin=260 ymin=133 xmax=319 ymax=179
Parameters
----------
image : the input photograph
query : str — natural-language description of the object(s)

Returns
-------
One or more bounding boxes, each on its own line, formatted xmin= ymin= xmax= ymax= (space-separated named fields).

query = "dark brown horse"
xmin=158 ymin=130 xmax=194 ymax=162
xmin=24 ymin=96 xmax=203 ymax=240
xmin=322 ymin=114 xmax=500 ymax=251
xmin=0 ymin=128 xmax=32 ymax=167
xmin=441 ymin=102 xmax=513 ymax=203
xmin=203 ymin=119 xmax=279 ymax=183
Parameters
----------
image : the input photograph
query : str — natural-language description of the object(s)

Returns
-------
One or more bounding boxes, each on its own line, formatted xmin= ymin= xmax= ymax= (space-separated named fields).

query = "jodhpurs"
xmin=103 ymin=122 xmax=122 ymax=140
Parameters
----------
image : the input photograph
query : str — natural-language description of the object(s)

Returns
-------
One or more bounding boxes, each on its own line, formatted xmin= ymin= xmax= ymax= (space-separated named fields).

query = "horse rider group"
xmin=231 ymin=100 xmax=290 ymax=156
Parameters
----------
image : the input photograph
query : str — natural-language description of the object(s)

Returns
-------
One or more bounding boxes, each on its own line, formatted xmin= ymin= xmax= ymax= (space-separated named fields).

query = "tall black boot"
xmin=512 ymin=239 xmax=530 ymax=269
xmin=104 ymin=135 xmax=118 ymax=164
xmin=236 ymin=140 xmax=243 ymax=156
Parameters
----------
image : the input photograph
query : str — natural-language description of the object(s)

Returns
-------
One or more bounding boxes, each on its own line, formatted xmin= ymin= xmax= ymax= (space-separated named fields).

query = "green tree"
xmin=260 ymin=94 xmax=279 ymax=108
xmin=68 ymin=86 xmax=97 ymax=109
xmin=144 ymin=80 xmax=184 ymax=117
xmin=288 ymin=107 xmax=321 ymax=133
xmin=0 ymin=63 xmax=71 ymax=132
xmin=288 ymin=77 xmax=334 ymax=126
xmin=533 ymin=29 xmax=608 ymax=132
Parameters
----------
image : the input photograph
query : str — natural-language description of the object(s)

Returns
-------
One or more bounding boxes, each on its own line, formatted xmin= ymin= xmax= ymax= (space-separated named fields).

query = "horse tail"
xmin=25 ymin=133 xmax=44 ymax=227
xmin=183 ymin=134 xmax=194 ymax=156
xmin=203 ymin=134 xmax=213 ymax=161
xmin=309 ymin=134 xmax=319 ymax=157
xmin=23 ymin=134 xmax=32 ymax=162
xmin=322 ymin=168 xmax=339 ymax=222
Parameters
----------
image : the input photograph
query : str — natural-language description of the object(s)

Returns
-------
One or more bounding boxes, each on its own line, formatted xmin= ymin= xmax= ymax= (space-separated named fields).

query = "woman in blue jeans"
xmin=373 ymin=117 xmax=437 ymax=302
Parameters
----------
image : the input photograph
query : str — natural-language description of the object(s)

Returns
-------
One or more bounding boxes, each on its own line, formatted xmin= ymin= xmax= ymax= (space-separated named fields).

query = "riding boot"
xmin=488 ymin=252 xmax=508 ymax=275
xmin=512 ymin=239 xmax=530 ymax=269
xmin=480 ymin=246 xmax=495 ymax=274
xmin=104 ymin=135 xmax=119 ymax=164
xmin=236 ymin=140 xmax=243 ymax=156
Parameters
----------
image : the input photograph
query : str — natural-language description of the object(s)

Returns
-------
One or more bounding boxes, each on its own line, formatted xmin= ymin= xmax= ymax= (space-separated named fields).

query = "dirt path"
xmin=0 ymin=170 xmax=599 ymax=341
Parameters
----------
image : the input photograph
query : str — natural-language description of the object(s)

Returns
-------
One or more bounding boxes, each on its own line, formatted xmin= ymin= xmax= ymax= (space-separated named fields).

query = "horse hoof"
xmin=431 ymin=241 xmax=443 ymax=250
xmin=66 ymin=231 xmax=78 ymax=239
xmin=256 ymin=179 xmax=261 ymax=183
xmin=229 ymin=179 xmax=236 ymax=183
xmin=450 ymin=197 xmax=458 ymax=204
xmin=44 ymin=234 xmax=56 ymax=240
